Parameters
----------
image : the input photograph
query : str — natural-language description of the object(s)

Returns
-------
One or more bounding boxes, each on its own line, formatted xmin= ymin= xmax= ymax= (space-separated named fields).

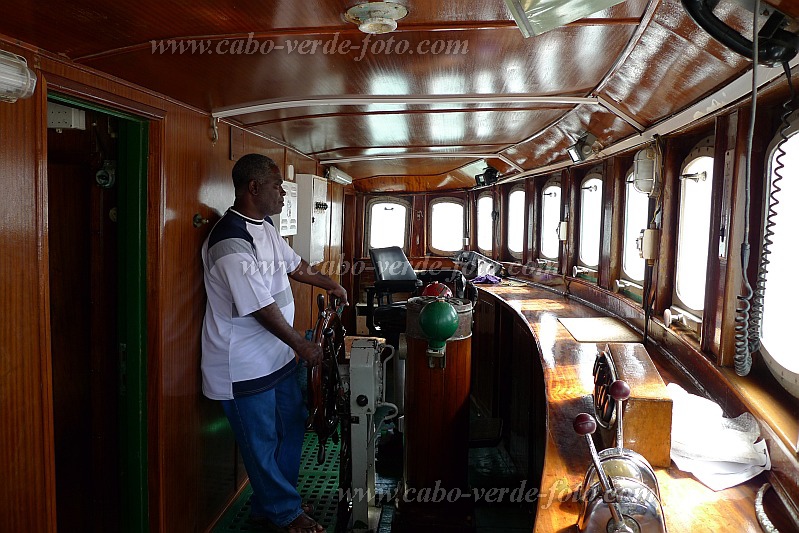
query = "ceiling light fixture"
xmin=345 ymin=2 xmax=408 ymax=35
xmin=566 ymin=132 xmax=597 ymax=163
xmin=504 ymin=0 xmax=628 ymax=38
xmin=0 ymin=50 xmax=37 ymax=103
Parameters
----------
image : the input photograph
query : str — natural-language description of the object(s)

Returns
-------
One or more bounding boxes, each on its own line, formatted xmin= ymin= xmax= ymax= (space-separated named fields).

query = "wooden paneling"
xmin=564 ymin=167 xmax=579 ymax=276
xmin=0 ymin=0 xmax=649 ymax=59
xmin=702 ymin=114 xmax=731 ymax=355
xmin=502 ymin=109 xmax=637 ymax=170
xmin=767 ymin=0 xmax=799 ymax=18
xmin=524 ymin=178 xmax=538 ymax=264
xmin=606 ymin=156 xmax=628 ymax=289
xmin=404 ymin=335 xmax=471 ymax=491
xmin=410 ymin=195 xmax=425 ymax=257
xmin=0 ymin=50 xmax=55 ymax=533
xmin=654 ymin=137 xmax=687 ymax=314
xmin=80 ymin=25 xmax=638 ymax=112
xmin=599 ymin=0 xmax=750 ymax=125
xmin=0 ymin=0 xmax=770 ymax=188
xmin=352 ymin=171 xmax=477 ymax=193
xmin=0 ymin=34 xmax=351 ymax=533
xmin=248 ymin=108 xmax=568 ymax=158
xmin=471 ymin=294 xmax=497 ymax=416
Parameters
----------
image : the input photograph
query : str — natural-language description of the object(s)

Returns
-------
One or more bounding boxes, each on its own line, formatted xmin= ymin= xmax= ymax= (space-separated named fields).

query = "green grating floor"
xmin=214 ymin=431 xmax=342 ymax=532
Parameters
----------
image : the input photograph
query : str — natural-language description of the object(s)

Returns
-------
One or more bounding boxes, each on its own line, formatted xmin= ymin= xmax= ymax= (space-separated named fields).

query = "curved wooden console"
xmin=477 ymin=281 xmax=778 ymax=532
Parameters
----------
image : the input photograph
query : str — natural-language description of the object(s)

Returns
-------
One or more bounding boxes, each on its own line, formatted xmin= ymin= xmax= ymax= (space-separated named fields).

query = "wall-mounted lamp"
xmin=0 ymin=50 xmax=37 ymax=103
xmin=632 ymin=145 xmax=661 ymax=197
xmin=475 ymin=165 xmax=499 ymax=187
xmin=566 ymin=132 xmax=597 ymax=163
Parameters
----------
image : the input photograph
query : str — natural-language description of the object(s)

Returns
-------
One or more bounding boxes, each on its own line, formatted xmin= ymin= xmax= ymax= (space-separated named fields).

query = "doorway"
xmin=47 ymin=95 xmax=149 ymax=532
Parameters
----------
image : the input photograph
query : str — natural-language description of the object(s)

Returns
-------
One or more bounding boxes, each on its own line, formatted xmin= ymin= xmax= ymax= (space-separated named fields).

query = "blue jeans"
xmin=221 ymin=374 xmax=306 ymax=527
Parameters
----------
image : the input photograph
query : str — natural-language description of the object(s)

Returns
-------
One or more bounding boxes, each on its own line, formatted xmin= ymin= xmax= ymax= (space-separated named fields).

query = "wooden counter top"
xmin=478 ymin=281 xmax=764 ymax=533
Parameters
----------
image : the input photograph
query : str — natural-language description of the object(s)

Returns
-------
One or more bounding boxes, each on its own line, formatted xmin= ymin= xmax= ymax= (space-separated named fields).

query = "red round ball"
xmin=573 ymin=413 xmax=597 ymax=436
xmin=421 ymin=282 xmax=453 ymax=298
xmin=609 ymin=380 xmax=631 ymax=402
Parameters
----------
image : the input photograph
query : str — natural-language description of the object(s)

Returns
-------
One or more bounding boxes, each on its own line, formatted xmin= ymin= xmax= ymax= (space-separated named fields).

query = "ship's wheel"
xmin=307 ymin=293 xmax=346 ymax=465
xmin=592 ymin=345 xmax=619 ymax=429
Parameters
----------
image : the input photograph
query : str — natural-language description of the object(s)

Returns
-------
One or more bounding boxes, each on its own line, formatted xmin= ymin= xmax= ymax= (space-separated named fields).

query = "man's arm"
xmin=251 ymin=303 xmax=322 ymax=366
xmin=288 ymin=259 xmax=348 ymax=306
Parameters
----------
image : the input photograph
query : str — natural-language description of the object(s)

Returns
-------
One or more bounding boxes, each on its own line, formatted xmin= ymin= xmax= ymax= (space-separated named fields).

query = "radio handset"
xmin=681 ymin=0 xmax=798 ymax=66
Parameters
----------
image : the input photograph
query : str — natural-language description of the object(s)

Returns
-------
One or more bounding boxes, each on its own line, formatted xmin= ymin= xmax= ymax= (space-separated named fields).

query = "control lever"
xmin=574 ymin=413 xmax=636 ymax=533
xmin=610 ymin=379 xmax=631 ymax=453
xmin=574 ymin=392 xmax=667 ymax=533
xmin=593 ymin=379 xmax=660 ymax=495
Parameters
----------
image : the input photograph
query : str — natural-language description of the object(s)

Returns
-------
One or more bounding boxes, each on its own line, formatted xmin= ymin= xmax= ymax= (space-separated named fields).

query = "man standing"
xmin=201 ymin=154 xmax=346 ymax=533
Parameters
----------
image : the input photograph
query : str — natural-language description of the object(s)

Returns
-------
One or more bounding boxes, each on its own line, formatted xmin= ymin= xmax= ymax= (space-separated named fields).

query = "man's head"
xmin=232 ymin=154 xmax=286 ymax=217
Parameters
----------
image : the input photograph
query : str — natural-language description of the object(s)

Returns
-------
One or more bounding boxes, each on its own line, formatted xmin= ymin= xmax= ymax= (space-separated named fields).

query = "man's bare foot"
xmin=301 ymin=502 xmax=314 ymax=516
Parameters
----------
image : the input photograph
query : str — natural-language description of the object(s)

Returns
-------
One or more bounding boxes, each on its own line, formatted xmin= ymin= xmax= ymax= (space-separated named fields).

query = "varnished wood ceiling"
xmin=1 ymin=0 xmax=783 ymax=191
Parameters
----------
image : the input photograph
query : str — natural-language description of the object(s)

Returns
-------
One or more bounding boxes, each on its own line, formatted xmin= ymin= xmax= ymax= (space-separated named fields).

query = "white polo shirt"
xmin=201 ymin=208 xmax=302 ymax=400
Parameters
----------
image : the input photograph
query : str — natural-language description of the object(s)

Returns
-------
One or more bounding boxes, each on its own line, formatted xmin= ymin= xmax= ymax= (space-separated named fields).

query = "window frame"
xmin=506 ymin=185 xmax=526 ymax=260
xmin=476 ymin=191 xmax=495 ymax=255
xmin=539 ymin=178 xmax=562 ymax=261
xmin=364 ymin=195 xmax=412 ymax=253
xmin=427 ymin=196 xmax=466 ymax=256
xmin=577 ymin=171 xmax=603 ymax=270
xmin=757 ymin=113 xmax=799 ymax=397
xmin=672 ymin=138 xmax=715 ymax=318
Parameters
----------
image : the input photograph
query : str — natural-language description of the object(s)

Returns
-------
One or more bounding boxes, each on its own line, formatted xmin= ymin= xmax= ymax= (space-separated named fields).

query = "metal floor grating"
xmin=214 ymin=431 xmax=342 ymax=532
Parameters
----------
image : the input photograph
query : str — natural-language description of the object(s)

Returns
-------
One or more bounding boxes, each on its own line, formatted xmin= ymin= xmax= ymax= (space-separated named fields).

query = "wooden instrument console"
xmin=593 ymin=343 xmax=673 ymax=468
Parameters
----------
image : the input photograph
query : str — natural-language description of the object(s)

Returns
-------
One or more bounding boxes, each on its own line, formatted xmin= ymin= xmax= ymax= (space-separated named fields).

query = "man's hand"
xmin=296 ymin=339 xmax=323 ymax=366
xmin=328 ymin=285 xmax=348 ymax=307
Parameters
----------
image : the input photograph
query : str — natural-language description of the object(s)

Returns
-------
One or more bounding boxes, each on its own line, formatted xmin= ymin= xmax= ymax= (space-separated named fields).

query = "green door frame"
xmin=47 ymin=93 xmax=150 ymax=532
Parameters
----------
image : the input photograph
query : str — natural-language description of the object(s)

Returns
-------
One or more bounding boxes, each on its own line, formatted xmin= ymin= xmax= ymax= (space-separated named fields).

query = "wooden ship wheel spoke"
xmin=307 ymin=293 xmax=346 ymax=465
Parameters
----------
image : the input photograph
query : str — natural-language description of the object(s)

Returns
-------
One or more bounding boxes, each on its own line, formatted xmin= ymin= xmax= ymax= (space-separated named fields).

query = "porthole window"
xmin=429 ymin=198 xmax=466 ymax=255
xmin=540 ymin=180 xmax=561 ymax=260
xmin=365 ymin=197 xmax=410 ymax=251
xmin=507 ymin=187 xmax=525 ymax=258
xmin=674 ymin=143 xmax=714 ymax=314
xmin=477 ymin=193 xmax=494 ymax=253
xmin=623 ymin=169 xmax=648 ymax=282
xmin=578 ymin=173 xmax=602 ymax=268
xmin=759 ymin=122 xmax=799 ymax=397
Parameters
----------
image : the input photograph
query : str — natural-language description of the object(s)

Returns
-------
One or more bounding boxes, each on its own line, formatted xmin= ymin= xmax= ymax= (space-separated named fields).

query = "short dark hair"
xmin=232 ymin=154 xmax=281 ymax=190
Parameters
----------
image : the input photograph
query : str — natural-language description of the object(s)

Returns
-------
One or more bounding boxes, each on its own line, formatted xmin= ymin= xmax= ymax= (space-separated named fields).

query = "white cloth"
xmin=667 ymin=383 xmax=770 ymax=491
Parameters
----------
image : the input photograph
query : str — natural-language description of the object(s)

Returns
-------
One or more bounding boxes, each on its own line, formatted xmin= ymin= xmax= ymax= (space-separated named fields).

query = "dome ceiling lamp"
xmin=345 ymin=2 xmax=409 ymax=35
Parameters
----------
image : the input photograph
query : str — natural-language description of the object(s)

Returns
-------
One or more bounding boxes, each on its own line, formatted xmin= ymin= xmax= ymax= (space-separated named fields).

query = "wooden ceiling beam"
xmin=307 ymin=142 xmax=515 ymax=157
xmin=213 ymin=95 xmax=595 ymax=118
xmin=245 ymin=104 xmax=575 ymax=127
xmin=320 ymin=151 xmax=523 ymax=171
